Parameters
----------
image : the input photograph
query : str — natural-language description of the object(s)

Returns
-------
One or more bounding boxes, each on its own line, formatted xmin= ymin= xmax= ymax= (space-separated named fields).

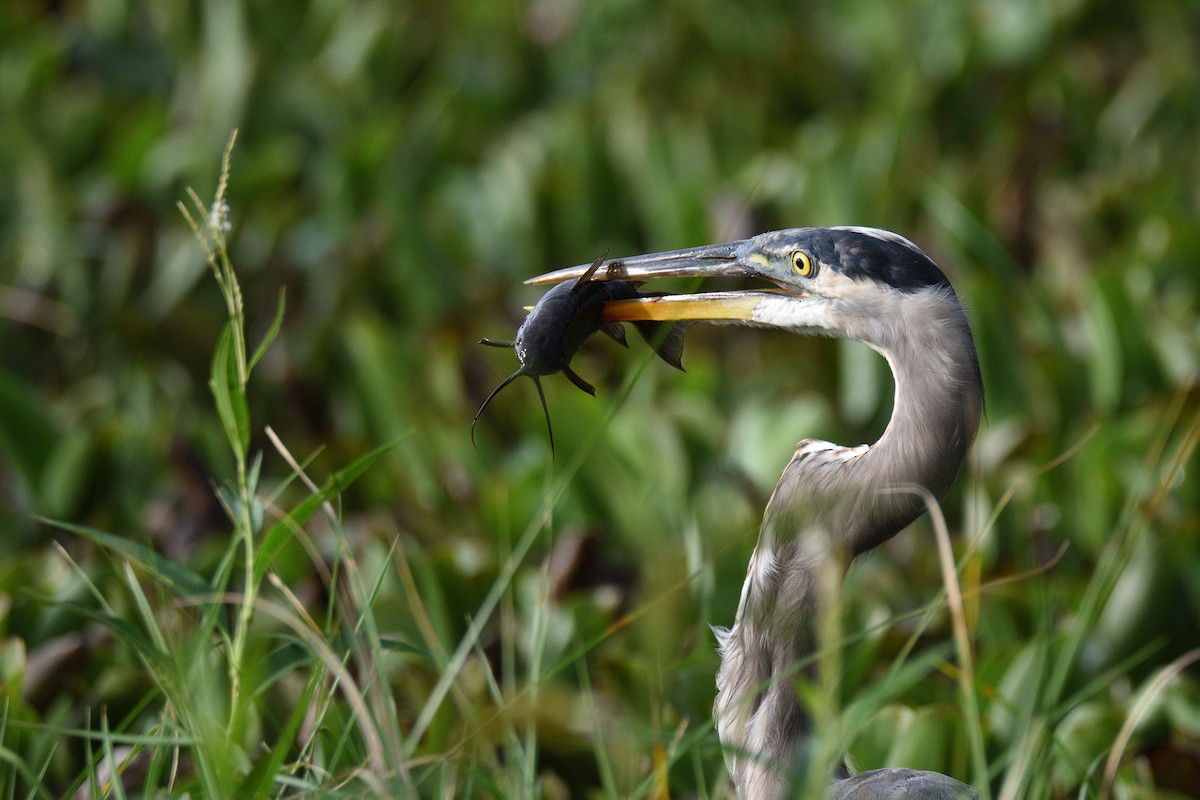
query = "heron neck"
xmin=717 ymin=289 xmax=982 ymax=796
xmin=853 ymin=300 xmax=982 ymax=554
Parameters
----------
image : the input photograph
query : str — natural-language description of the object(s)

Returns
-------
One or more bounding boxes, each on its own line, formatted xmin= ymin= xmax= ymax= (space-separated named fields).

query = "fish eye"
xmin=791 ymin=250 xmax=816 ymax=278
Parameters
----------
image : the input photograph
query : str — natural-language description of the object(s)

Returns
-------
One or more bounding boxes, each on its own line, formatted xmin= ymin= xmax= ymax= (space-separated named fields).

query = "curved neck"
xmin=850 ymin=312 xmax=982 ymax=553
xmin=718 ymin=289 xmax=982 ymax=797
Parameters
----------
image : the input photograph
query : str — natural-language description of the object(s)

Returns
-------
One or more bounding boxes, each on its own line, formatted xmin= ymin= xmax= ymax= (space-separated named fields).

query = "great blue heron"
xmin=529 ymin=227 xmax=983 ymax=799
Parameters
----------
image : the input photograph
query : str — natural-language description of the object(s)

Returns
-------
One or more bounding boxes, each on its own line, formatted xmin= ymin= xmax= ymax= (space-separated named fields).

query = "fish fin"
xmin=632 ymin=321 xmax=690 ymax=371
xmin=471 ymin=369 xmax=524 ymax=447
xmin=479 ymin=338 xmax=514 ymax=348
xmin=531 ymin=376 xmax=555 ymax=459
xmin=571 ymin=251 xmax=607 ymax=291
xmin=562 ymin=366 xmax=596 ymax=396
xmin=600 ymin=322 xmax=629 ymax=348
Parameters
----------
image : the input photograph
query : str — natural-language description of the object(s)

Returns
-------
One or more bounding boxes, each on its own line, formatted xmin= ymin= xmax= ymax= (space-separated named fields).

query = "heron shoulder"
xmin=769 ymin=439 xmax=871 ymax=506
xmin=832 ymin=767 xmax=980 ymax=799
xmin=793 ymin=438 xmax=869 ymax=465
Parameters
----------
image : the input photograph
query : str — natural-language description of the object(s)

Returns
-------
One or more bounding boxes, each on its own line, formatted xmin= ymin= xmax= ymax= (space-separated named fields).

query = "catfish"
xmin=472 ymin=254 xmax=687 ymax=455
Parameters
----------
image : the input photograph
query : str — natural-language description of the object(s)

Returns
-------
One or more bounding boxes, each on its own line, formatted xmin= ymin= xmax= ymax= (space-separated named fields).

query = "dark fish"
xmin=472 ymin=255 xmax=688 ymax=455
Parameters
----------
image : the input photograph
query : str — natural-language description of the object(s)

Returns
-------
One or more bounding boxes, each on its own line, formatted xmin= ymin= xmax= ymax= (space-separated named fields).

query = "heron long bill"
xmin=526 ymin=239 xmax=798 ymax=325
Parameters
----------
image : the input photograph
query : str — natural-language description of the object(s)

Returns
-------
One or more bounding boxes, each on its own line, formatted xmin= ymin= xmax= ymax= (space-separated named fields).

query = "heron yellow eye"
xmin=791 ymin=250 xmax=815 ymax=278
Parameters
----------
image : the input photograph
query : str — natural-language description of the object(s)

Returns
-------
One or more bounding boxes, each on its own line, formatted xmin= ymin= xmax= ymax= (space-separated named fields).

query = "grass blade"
xmin=249 ymin=288 xmax=287 ymax=372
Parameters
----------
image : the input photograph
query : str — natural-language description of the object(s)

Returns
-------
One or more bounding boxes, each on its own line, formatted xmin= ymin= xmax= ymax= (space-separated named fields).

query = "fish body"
xmin=511 ymin=273 xmax=616 ymax=387
xmin=473 ymin=256 xmax=687 ymax=454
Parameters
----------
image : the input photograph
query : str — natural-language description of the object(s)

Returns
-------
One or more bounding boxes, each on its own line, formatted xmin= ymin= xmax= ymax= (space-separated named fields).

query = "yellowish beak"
xmin=601 ymin=292 xmax=767 ymax=322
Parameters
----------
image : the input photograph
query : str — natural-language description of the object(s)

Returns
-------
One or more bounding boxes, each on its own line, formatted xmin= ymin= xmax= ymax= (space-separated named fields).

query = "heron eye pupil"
xmin=792 ymin=251 xmax=814 ymax=277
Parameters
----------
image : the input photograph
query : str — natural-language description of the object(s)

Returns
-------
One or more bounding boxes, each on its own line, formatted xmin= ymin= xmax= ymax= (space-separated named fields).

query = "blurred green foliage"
xmin=0 ymin=0 xmax=1198 ymax=796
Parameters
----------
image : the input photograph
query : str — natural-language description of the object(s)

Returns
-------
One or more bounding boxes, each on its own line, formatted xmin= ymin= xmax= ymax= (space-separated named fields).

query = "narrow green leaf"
xmin=247 ymin=450 xmax=263 ymax=496
xmin=237 ymin=671 xmax=317 ymax=799
xmin=249 ymin=287 xmax=286 ymax=372
xmin=253 ymin=440 xmax=400 ymax=584
xmin=215 ymin=484 xmax=237 ymax=519
xmin=38 ymin=516 xmax=209 ymax=597
xmin=327 ymin=438 xmax=402 ymax=492
xmin=254 ymin=491 xmax=328 ymax=586
xmin=249 ymin=497 xmax=264 ymax=534
xmin=367 ymin=634 xmax=430 ymax=657
xmin=209 ymin=322 xmax=246 ymax=460
xmin=98 ymin=711 xmax=130 ymax=800
xmin=123 ymin=562 xmax=169 ymax=654
xmin=44 ymin=600 xmax=160 ymax=656
xmin=842 ymin=645 xmax=951 ymax=733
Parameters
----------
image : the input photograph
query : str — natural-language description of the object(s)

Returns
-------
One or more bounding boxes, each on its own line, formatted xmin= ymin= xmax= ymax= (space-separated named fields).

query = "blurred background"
xmin=1 ymin=0 xmax=1198 ymax=796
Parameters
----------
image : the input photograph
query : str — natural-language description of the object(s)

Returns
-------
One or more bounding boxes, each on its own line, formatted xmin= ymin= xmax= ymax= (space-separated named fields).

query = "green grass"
xmin=1 ymin=1 xmax=1199 ymax=797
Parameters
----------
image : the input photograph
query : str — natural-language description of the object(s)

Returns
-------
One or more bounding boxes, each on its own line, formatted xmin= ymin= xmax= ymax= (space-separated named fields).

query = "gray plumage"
xmin=834 ymin=768 xmax=979 ymax=799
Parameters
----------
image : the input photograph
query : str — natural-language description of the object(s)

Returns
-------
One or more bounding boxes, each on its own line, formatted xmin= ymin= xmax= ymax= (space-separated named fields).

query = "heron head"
xmin=527 ymin=227 xmax=963 ymax=349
